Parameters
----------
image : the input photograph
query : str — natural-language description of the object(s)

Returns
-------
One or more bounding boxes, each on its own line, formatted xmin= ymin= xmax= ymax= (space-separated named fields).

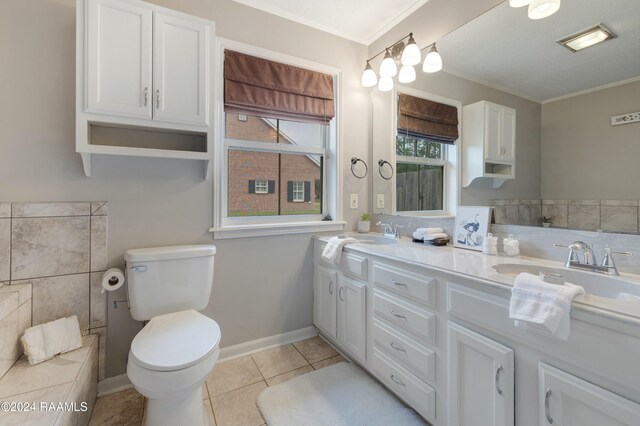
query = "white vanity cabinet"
xmin=313 ymin=265 xmax=338 ymax=341
xmin=539 ymin=363 xmax=640 ymax=426
xmin=336 ymin=275 xmax=366 ymax=363
xmin=462 ymin=100 xmax=516 ymax=188
xmin=447 ymin=321 xmax=514 ymax=426
xmin=85 ymin=0 xmax=210 ymax=126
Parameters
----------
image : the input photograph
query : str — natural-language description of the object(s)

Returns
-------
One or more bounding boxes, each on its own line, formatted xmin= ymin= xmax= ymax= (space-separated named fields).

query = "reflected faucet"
xmin=376 ymin=221 xmax=402 ymax=238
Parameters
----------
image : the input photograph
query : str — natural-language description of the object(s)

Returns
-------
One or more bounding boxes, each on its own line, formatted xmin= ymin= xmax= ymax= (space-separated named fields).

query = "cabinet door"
xmin=484 ymin=103 xmax=503 ymax=162
xmin=539 ymin=363 xmax=640 ymax=426
xmin=314 ymin=266 xmax=337 ymax=340
xmin=86 ymin=0 xmax=152 ymax=119
xmin=501 ymin=108 xmax=516 ymax=163
xmin=448 ymin=322 xmax=514 ymax=426
xmin=153 ymin=12 xmax=209 ymax=126
xmin=337 ymin=276 xmax=366 ymax=363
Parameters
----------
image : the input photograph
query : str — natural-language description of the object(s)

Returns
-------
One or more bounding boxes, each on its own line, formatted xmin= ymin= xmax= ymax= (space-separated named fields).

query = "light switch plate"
xmin=377 ymin=194 xmax=385 ymax=209
xmin=350 ymin=193 xmax=359 ymax=209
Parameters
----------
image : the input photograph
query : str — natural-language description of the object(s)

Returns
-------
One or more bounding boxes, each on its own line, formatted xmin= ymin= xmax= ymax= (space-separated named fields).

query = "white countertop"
xmin=316 ymin=234 xmax=640 ymax=328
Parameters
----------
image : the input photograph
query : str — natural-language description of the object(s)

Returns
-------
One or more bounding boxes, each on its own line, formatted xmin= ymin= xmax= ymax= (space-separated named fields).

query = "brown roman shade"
xmin=397 ymin=93 xmax=459 ymax=145
xmin=224 ymin=50 xmax=335 ymax=125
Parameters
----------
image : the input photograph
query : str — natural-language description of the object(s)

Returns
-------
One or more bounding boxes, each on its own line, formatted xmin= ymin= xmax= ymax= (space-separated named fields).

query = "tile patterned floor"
xmin=89 ymin=336 xmax=346 ymax=426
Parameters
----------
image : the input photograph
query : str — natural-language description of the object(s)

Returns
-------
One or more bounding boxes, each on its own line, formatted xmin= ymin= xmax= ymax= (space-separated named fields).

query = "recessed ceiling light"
xmin=558 ymin=24 xmax=616 ymax=52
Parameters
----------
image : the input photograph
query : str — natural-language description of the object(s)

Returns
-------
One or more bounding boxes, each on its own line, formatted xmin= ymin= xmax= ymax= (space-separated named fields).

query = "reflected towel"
xmin=322 ymin=236 xmax=358 ymax=265
xmin=412 ymin=228 xmax=444 ymax=240
xmin=509 ymin=273 xmax=584 ymax=341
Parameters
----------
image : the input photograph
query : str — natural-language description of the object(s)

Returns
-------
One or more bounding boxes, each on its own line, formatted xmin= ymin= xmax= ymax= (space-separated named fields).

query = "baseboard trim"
xmin=97 ymin=325 xmax=319 ymax=396
xmin=218 ymin=325 xmax=318 ymax=362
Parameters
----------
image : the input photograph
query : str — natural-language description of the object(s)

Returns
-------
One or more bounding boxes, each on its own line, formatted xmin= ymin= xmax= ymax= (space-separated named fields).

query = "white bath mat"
xmin=256 ymin=362 xmax=427 ymax=426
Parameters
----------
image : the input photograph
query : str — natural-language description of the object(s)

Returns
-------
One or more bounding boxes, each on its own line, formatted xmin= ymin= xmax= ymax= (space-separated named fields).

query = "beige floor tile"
xmin=293 ymin=336 xmax=339 ymax=364
xmin=266 ymin=365 xmax=314 ymax=386
xmin=211 ymin=381 xmax=267 ymax=426
xmin=206 ymin=356 xmax=264 ymax=396
xmin=312 ymin=354 xmax=347 ymax=370
xmin=203 ymin=383 xmax=209 ymax=400
xmin=251 ymin=344 xmax=309 ymax=379
xmin=89 ymin=388 xmax=144 ymax=426
xmin=204 ymin=398 xmax=216 ymax=426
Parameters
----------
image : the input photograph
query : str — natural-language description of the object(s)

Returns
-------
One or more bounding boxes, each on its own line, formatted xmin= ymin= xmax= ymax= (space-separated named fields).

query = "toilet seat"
xmin=130 ymin=309 xmax=221 ymax=372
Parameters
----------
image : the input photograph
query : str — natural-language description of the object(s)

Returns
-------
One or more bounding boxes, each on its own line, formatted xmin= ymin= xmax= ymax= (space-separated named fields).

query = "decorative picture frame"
xmin=454 ymin=206 xmax=492 ymax=251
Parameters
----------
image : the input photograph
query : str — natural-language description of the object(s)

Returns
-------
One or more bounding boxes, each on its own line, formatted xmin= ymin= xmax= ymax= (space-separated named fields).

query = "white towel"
xmin=322 ymin=236 xmax=358 ymax=265
xmin=21 ymin=316 xmax=83 ymax=365
xmin=509 ymin=273 xmax=584 ymax=341
xmin=422 ymin=232 xmax=449 ymax=241
xmin=412 ymin=227 xmax=444 ymax=240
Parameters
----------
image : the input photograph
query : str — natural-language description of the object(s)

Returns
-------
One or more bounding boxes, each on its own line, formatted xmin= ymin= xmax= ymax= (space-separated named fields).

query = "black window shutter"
xmin=304 ymin=181 xmax=311 ymax=202
xmin=287 ymin=181 xmax=294 ymax=202
xmin=248 ymin=180 xmax=256 ymax=194
xmin=268 ymin=180 xmax=275 ymax=194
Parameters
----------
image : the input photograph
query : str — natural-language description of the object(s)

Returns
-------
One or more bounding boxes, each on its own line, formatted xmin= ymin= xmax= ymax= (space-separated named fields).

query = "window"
xmin=292 ymin=181 xmax=305 ymax=202
xmin=254 ymin=180 xmax=268 ymax=194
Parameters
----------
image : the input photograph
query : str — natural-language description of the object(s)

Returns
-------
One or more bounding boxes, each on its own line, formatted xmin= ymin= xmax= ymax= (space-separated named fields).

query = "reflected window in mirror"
xmin=396 ymin=135 xmax=445 ymax=212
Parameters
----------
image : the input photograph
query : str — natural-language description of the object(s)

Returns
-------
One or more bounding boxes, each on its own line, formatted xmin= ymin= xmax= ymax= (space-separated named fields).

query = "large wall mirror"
xmin=372 ymin=0 xmax=640 ymax=235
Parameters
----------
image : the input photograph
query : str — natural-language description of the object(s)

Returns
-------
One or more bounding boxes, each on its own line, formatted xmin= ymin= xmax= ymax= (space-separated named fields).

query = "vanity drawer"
xmin=373 ymin=318 xmax=436 ymax=384
xmin=372 ymin=347 xmax=436 ymax=423
xmin=373 ymin=263 xmax=436 ymax=308
xmin=373 ymin=290 xmax=436 ymax=345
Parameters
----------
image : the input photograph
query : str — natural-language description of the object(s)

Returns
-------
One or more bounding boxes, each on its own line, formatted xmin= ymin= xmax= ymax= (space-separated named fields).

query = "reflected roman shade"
xmin=398 ymin=93 xmax=459 ymax=144
xmin=224 ymin=50 xmax=335 ymax=125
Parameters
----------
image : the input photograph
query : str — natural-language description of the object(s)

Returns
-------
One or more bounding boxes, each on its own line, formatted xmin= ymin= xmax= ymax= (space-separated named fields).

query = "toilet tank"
xmin=124 ymin=245 xmax=216 ymax=321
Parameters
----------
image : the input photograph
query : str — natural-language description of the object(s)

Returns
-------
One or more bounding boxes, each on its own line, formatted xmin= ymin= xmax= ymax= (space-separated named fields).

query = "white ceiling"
xmin=438 ymin=0 xmax=640 ymax=103
xmin=231 ymin=0 xmax=429 ymax=45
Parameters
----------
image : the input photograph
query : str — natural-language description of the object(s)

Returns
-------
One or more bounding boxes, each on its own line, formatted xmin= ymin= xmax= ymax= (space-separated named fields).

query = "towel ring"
xmin=378 ymin=159 xmax=394 ymax=180
xmin=350 ymin=157 xmax=368 ymax=179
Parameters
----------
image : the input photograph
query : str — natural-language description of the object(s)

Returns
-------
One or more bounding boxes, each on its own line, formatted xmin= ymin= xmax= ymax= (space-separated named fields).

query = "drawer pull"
xmin=495 ymin=364 xmax=503 ymax=396
xmin=390 ymin=310 xmax=407 ymax=320
xmin=545 ymin=388 xmax=553 ymax=424
xmin=391 ymin=279 xmax=407 ymax=287
xmin=390 ymin=374 xmax=406 ymax=387
xmin=390 ymin=341 xmax=406 ymax=352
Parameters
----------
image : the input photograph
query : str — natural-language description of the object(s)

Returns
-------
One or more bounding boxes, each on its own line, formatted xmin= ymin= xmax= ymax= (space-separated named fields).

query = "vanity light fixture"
xmin=508 ymin=0 xmax=533 ymax=7
xmin=527 ymin=0 xmax=561 ymax=20
xmin=361 ymin=32 xmax=443 ymax=90
xmin=558 ymin=24 xmax=616 ymax=52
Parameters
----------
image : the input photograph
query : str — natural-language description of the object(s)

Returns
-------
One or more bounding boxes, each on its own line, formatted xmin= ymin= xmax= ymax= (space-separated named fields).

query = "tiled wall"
xmin=491 ymin=199 xmax=640 ymax=234
xmin=0 ymin=202 xmax=107 ymax=379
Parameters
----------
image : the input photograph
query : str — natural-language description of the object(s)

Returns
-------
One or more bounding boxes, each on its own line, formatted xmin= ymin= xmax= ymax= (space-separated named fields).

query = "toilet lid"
xmin=130 ymin=310 xmax=221 ymax=372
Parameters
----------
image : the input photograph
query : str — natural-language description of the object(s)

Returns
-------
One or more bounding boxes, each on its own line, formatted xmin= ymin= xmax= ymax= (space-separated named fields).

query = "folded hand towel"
xmin=21 ymin=316 xmax=82 ymax=365
xmin=422 ymin=232 xmax=449 ymax=241
xmin=412 ymin=228 xmax=445 ymax=240
xmin=322 ymin=236 xmax=358 ymax=265
xmin=509 ymin=273 xmax=584 ymax=341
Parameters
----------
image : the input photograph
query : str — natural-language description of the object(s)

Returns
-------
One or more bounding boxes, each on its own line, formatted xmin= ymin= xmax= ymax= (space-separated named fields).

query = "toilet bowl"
xmin=127 ymin=309 xmax=221 ymax=426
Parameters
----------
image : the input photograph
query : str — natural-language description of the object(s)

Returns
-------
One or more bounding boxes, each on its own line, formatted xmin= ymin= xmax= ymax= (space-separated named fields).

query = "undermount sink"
xmin=356 ymin=235 xmax=400 ymax=245
xmin=493 ymin=263 xmax=640 ymax=301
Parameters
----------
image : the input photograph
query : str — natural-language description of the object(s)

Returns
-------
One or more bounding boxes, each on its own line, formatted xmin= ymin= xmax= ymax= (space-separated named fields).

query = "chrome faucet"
xmin=376 ymin=221 xmax=402 ymax=238
xmin=554 ymin=242 xmax=632 ymax=276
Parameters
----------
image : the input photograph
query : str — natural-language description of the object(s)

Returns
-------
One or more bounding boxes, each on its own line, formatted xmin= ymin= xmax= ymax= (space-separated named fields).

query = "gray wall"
xmin=541 ymin=79 xmax=640 ymax=200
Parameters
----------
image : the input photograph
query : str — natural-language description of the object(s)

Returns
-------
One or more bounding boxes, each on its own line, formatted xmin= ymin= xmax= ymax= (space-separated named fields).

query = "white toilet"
xmin=124 ymin=245 xmax=220 ymax=426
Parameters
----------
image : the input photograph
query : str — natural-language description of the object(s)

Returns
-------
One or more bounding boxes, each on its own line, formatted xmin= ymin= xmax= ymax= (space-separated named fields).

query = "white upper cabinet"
xmin=448 ymin=321 xmax=514 ymax=426
xmin=84 ymin=0 xmax=210 ymax=126
xmin=86 ymin=0 xmax=152 ymax=119
xmin=153 ymin=13 xmax=209 ymax=126
xmin=539 ymin=363 xmax=640 ymax=426
xmin=482 ymin=101 xmax=516 ymax=163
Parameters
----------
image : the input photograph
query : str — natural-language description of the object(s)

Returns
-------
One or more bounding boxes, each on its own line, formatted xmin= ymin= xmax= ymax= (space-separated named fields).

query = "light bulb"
xmin=379 ymin=49 xmax=397 ymax=78
xmin=401 ymin=34 xmax=421 ymax=66
xmin=422 ymin=44 xmax=442 ymax=73
xmin=378 ymin=76 xmax=393 ymax=92
xmin=528 ymin=0 xmax=560 ymax=19
xmin=398 ymin=65 xmax=416 ymax=83
xmin=361 ymin=61 xmax=377 ymax=88
xmin=509 ymin=0 xmax=533 ymax=7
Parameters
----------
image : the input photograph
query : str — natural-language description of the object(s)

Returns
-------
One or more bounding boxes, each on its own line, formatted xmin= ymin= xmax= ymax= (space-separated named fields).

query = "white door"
xmin=484 ymin=102 xmax=503 ymax=162
xmin=337 ymin=275 xmax=366 ymax=363
xmin=314 ymin=266 xmax=337 ymax=340
xmin=86 ymin=0 xmax=152 ymax=119
xmin=501 ymin=108 xmax=516 ymax=163
xmin=153 ymin=12 xmax=209 ymax=126
xmin=539 ymin=363 xmax=640 ymax=426
xmin=448 ymin=321 xmax=514 ymax=426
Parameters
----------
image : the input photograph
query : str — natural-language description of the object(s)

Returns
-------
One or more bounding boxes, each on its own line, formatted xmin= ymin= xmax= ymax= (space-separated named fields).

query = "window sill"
xmin=209 ymin=220 xmax=346 ymax=240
